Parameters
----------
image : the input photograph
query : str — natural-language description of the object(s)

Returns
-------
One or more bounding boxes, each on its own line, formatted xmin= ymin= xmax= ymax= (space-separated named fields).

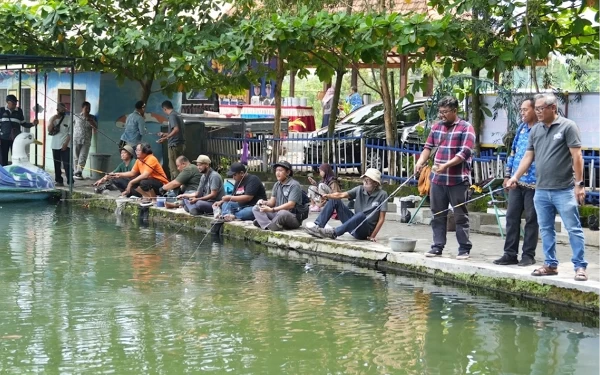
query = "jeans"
xmin=429 ymin=182 xmax=472 ymax=253
xmin=315 ymin=199 xmax=370 ymax=240
xmin=534 ymin=188 xmax=587 ymax=270
xmin=52 ymin=148 xmax=73 ymax=184
xmin=503 ymin=186 xmax=538 ymax=259
xmin=221 ymin=201 xmax=255 ymax=221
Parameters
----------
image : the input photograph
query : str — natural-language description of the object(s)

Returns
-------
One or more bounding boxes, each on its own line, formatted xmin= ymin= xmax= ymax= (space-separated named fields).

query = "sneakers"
xmin=253 ymin=220 xmax=261 ymax=228
xmin=493 ymin=255 xmax=518 ymax=265
xmin=303 ymin=224 xmax=323 ymax=238
xmin=73 ymin=172 xmax=83 ymax=180
xmin=317 ymin=227 xmax=337 ymax=239
xmin=456 ymin=252 xmax=470 ymax=260
xmin=518 ymin=257 xmax=536 ymax=267
xmin=425 ymin=248 xmax=442 ymax=257
xmin=140 ymin=199 xmax=153 ymax=207
xmin=94 ymin=185 xmax=106 ymax=194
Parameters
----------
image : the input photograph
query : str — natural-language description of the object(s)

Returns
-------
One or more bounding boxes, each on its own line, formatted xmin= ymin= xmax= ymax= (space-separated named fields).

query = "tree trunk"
xmin=273 ymin=54 xmax=285 ymax=163
xmin=140 ymin=79 xmax=153 ymax=104
xmin=380 ymin=63 xmax=397 ymax=179
xmin=471 ymin=68 xmax=482 ymax=183
xmin=326 ymin=70 xmax=345 ymax=165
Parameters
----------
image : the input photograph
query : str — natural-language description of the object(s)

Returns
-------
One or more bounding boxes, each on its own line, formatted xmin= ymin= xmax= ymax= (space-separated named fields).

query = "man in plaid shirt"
xmin=415 ymin=96 xmax=476 ymax=260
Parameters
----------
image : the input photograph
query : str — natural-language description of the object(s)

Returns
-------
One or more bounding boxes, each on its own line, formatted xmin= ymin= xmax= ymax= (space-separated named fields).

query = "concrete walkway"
xmin=61 ymin=179 xmax=600 ymax=311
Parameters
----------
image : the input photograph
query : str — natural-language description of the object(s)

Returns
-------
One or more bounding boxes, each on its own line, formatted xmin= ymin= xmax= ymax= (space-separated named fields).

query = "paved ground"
xmin=63 ymin=178 xmax=600 ymax=292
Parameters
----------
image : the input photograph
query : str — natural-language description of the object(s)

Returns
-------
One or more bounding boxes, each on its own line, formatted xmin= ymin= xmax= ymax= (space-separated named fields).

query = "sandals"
xmin=531 ymin=265 xmax=558 ymax=277
xmin=575 ymin=268 xmax=588 ymax=281
xmin=222 ymin=214 xmax=236 ymax=222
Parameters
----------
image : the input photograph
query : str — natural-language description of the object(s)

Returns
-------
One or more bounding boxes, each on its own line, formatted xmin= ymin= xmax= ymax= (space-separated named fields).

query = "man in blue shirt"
xmin=494 ymin=98 xmax=538 ymax=266
xmin=119 ymin=101 xmax=146 ymax=147
xmin=345 ymin=86 xmax=363 ymax=112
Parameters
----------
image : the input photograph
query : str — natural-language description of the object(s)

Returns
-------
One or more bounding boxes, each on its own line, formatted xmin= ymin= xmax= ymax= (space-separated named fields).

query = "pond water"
xmin=0 ymin=202 xmax=598 ymax=374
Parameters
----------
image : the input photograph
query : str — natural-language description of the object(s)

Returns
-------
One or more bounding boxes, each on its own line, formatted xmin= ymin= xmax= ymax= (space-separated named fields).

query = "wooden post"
xmin=289 ymin=69 xmax=296 ymax=97
xmin=399 ymin=55 xmax=408 ymax=97
xmin=351 ymin=67 xmax=358 ymax=87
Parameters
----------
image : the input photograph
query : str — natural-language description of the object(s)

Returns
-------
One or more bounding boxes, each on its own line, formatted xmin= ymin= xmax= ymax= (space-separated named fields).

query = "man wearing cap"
xmin=304 ymin=168 xmax=388 ymax=241
xmin=93 ymin=144 xmax=136 ymax=194
xmin=0 ymin=94 xmax=39 ymax=166
xmin=47 ymin=103 xmax=73 ymax=186
xmin=114 ymin=142 xmax=169 ymax=203
xmin=177 ymin=155 xmax=224 ymax=215
xmin=252 ymin=161 xmax=304 ymax=231
xmin=213 ymin=162 xmax=267 ymax=221
xmin=414 ymin=96 xmax=475 ymax=260
xmin=119 ymin=100 xmax=146 ymax=148
xmin=158 ymin=100 xmax=185 ymax=179
xmin=160 ymin=155 xmax=202 ymax=199
xmin=73 ymin=101 xmax=97 ymax=179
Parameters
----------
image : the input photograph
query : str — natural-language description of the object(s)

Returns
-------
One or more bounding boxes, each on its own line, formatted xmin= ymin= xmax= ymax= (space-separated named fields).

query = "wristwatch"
xmin=576 ymin=181 xmax=585 ymax=187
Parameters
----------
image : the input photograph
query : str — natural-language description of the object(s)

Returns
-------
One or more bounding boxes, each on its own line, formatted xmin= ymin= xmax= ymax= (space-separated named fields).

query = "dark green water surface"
xmin=0 ymin=202 xmax=598 ymax=374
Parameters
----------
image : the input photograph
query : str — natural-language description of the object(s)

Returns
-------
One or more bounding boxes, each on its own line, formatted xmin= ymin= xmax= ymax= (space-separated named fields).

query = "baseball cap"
xmin=6 ymin=95 xmax=18 ymax=103
xmin=195 ymin=155 xmax=211 ymax=165
xmin=273 ymin=160 xmax=293 ymax=176
xmin=227 ymin=162 xmax=247 ymax=176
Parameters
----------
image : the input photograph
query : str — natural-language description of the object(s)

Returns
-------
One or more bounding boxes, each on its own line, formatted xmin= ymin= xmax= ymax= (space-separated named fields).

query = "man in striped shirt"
xmin=415 ymin=96 xmax=476 ymax=260
xmin=0 ymin=95 xmax=39 ymax=166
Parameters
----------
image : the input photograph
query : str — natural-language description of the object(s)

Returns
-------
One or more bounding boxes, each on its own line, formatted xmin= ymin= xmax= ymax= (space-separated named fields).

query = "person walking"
xmin=73 ymin=101 xmax=97 ymax=179
xmin=494 ymin=98 xmax=538 ymax=266
xmin=507 ymin=93 xmax=588 ymax=281
xmin=414 ymin=96 xmax=476 ymax=260
xmin=158 ymin=100 xmax=185 ymax=179
xmin=119 ymin=100 xmax=146 ymax=148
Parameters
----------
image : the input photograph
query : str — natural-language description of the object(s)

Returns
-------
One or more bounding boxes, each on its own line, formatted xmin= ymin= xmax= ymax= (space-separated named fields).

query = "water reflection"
xmin=0 ymin=203 xmax=597 ymax=374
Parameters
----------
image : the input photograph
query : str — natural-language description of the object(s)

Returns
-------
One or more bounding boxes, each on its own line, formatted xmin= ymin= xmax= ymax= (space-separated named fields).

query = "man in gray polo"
xmin=158 ymin=100 xmax=185 ymax=179
xmin=507 ymin=93 xmax=587 ymax=281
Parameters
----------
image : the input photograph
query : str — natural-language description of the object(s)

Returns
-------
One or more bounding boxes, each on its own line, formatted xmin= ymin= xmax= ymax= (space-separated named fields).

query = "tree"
xmin=0 ymin=0 xmax=231 ymax=102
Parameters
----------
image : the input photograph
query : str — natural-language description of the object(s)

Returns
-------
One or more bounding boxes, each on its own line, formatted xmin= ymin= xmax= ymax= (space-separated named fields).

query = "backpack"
xmin=588 ymin=215 xmax=599 ymax=231
xmin=294 ymin=190 xmax=310 ymax=222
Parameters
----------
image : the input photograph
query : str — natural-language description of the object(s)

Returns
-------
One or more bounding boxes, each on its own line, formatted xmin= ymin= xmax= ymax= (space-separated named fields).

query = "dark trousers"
xmin=315 ymin=199 xmax=370 ymax=240
xmin=0 ymin=139 xmax=13 ymax=166
xmin=112 ymin=177 xmax=141 ymax=197
xmin=52 ymin=148 xmax=73 ymax=184
xmin=503 ymin=185 xmax=538 ymax=259
xmin=430 ymin=182 xmax=472 ymax=253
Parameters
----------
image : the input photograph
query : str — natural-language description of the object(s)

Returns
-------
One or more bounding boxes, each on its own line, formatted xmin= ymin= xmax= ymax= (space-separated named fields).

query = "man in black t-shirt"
xmin=213 ymin=162 xmax=267 ymax=221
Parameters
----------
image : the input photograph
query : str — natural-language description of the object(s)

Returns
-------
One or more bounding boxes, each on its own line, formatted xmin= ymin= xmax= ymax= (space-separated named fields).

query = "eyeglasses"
xmin=519 ymin=108 xmax=530 ymax=113
xmin=534 ymin=105 xmax=551 ymax=112
xmin=438 ymin=109 xmax=454 ymax=115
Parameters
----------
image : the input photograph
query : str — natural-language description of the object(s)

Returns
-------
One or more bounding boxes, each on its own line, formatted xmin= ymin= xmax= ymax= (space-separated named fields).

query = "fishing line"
xmin=432 ymin=186 xmax=506 ymax=216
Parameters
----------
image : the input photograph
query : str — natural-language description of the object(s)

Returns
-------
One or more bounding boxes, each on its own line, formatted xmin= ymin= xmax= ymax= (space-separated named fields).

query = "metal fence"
xmin=206 ymin=134 xmax=599 ymax=204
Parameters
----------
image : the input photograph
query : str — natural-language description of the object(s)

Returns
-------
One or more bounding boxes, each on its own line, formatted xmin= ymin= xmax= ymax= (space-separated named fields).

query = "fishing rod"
xmin=349 ymin=173 xmax=418 ymax=237
xmin=431 ymin=186 xmax=506 ymax=217
xmin=43 ymin=155 xmax=109 ymax=176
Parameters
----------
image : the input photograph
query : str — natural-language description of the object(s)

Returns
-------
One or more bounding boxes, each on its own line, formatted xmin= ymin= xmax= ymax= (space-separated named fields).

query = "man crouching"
xmin=304 ymin=168 xmax=388 ymax=241
xmin=252 ymin=161 xmax=303 ymax=231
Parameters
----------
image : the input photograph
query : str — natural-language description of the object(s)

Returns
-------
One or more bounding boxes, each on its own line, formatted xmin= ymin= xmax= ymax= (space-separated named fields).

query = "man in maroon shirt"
xmin=414 ymin=96 xmax=476 ymax=260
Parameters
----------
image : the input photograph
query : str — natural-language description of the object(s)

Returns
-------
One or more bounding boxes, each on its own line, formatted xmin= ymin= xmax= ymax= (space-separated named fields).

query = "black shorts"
xmin=133 ymin=178 xmax=163 ymax=194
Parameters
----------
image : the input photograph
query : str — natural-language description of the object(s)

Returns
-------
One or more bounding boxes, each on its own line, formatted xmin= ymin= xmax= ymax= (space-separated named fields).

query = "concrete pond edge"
xmin=70 ymin=191 xmax=600 ymax=313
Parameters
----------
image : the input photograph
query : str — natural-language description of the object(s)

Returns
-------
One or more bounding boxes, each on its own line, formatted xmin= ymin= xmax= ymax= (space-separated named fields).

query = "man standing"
xmin=177 ymin=155 xmax=224 ymax=215
xmin=73 ymin=101 xmax=97 ymax=179
xmin=213 ymin=162 xmax=267 ymax=221
xmin=507 ymin=93 xmax=588 ymax=281
xmin=48 ymin=103 xmax=73 ymax=186
xmin=252 ymin=161 xmax=304 ymax=231
xmin=0 ymin=95 xmax=39 ymax=166
xmin=494 ymin=98 xmax=538 ymax=266
xmin=345 ymin=86 xmax=363 ymax=112
xmin=120 ymin=101 xmax=146 ymax=148
xmin=158 ymin=100 xmax=185 ymax=179
xmin=414 ymin=96 xmax=476 ymax=260
xmin=114 ymin=142 xmax=169 ymax=204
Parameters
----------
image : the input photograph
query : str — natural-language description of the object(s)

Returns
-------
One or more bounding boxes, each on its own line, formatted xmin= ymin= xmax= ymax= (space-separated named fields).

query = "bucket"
xmin=156 ymin=197 xmax=166 ymax=208
xmin=388 ymin=237 xmax=417 ymax=252
xmin=89 ymin=153 xmax=111 ymax=180
xmin=362 ymin=93 xmax=372 ymax=105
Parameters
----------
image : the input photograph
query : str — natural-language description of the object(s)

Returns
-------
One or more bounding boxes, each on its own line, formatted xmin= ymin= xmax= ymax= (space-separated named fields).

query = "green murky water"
xmin=0 ymin=202 xmax=598 ymax=374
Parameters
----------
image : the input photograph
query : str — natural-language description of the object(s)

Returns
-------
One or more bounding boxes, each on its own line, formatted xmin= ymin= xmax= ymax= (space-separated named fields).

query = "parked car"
xmin=303 ymin=98 xmax=429 ymax=171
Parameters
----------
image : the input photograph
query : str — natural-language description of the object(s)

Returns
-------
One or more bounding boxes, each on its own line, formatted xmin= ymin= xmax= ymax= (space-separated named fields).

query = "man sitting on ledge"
xmin=160 ymin=155 xmax=202 ymax=208
xmin=304 ymin=168 xmax=388 ymax=241
xmin=177 ymin=155 xmax=224 ymax=215
xmin=213 ymin=162 xmax=267 ymax=221
xmin=252 ymin=161 xmax=303 ymax=231
xmin=114 ymin=142 xmax=169 ymax=205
